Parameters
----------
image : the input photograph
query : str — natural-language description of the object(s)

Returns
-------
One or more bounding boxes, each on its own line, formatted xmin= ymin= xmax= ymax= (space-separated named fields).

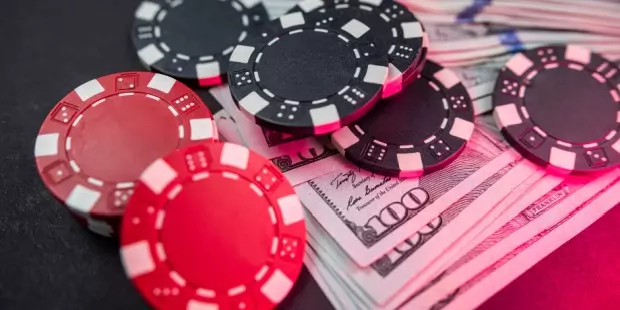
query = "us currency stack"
xmin=213 ymin=0 xmax=620 ymax=309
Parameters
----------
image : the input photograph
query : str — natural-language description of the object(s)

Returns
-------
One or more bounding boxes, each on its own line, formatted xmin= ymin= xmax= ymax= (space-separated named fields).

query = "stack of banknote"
xmin=210 ymin=0 xmax=620 ymax=308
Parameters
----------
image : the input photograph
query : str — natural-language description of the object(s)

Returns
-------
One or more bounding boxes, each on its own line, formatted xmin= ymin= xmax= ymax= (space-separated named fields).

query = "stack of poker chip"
xmin=35 ymin=1 xmax=307 ymax=309
xmin=32 ymin=0 xmax=620 ymax=309
xmin=227 ymin=1 xmax=478 ymax=178
xmin=34 ymin=71 xmax=307 ymax=310
xmin=34 ymin=72 xmax=220 ymax=237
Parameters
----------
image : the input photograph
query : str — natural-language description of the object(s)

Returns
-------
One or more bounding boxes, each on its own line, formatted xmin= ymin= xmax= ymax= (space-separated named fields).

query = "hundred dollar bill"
xmin=304 ymin=242 xmax=362 ymax=310
xmin=303 ymin=170 xmax=620 ymax=310
xmin=302 ymin=157 xmax=540 ymax=309
xmin=440 ymin=178 xmax=620 ymax=310
xmin=403 ymin=0 xmax=620 ymax=36
xmin=295 ymin=123 xmax=519 ymax=267
xmin=424 ymin=23 xmax=620 ymax=67
xmin=403 ymin=170 xmax=620 ymax=310
xmin=404 ymin=171 xmax=560 ymax=292
xmin=427 ymin=24 xmax=620 ymax=54
xmin=430 ymin=41 xmax=620 ymax=67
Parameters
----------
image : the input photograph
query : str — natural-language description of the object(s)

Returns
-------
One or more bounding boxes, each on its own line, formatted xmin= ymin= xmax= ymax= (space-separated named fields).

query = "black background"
xmin=2 ymin=1 xmax=620 ymax=310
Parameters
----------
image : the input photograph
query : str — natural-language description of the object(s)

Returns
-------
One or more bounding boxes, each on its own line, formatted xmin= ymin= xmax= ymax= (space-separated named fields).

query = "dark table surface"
xmin=1 ymin=1 xmax=619 ymax=309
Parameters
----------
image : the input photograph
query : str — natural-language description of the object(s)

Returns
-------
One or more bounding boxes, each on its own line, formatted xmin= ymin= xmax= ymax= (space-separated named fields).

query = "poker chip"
xmin=332 ymin=61 xmax=476 ymax=178
xmin=227 ymin=11 xmax=389 ymax=136
xmin=34 ymin=72 xmax=217 ymax=236
xmin=289 ymin=0 xmax=427 ymax=98
xmin=120 ymin=142 xmax=306 ymax=310
xmin=131 ymin=0 xmax=269 ymax=87
xmin=493 ymin=45 xmax=620 ymax=174
xmin=69 ymin=212 xmax=121 ymax=238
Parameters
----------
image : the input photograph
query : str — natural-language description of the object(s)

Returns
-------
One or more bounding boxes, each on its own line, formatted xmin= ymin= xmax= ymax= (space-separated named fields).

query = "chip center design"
xmin=255 ymin=30 xmax=358 ymax=102
xmin=359 ymin=77 xmax=447 ymax=145
xmin=159 ymin=0 xmax=245 ymax=57
xmin=161 ymin=174 xmax=275 ymax=290
xmin=525 ymin=67 xmax=617 ymax=144
xmin=68 ymin=94 xmax=180 ymax=183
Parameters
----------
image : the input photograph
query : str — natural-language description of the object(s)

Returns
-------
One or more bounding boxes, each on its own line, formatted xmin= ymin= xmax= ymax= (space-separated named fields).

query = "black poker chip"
xmin=227 ymin=11 xmax=389 ymax=136
xmin=331 ymin=60 xmax=476 ymax=178
xmin=288 ymin=0 xmax=427 ymax=98
xmin=493 ymin=44 xmax=620 ymax=174
xmin=131 ymin=0 xmax=269 ymax=87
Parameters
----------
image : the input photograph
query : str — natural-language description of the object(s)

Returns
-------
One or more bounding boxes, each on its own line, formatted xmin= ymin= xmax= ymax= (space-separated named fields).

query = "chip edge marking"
xmin=309 ymin=104 xmax=340 ymax=129
xmin=364 ymin=64 xmax=389 ymax=85
xmin=189 ymin=118 xmax=216 ymax=141
xmin=612 ymin=138 xmax=620 ymax=154
xmin=75 ymin=79 xmax=105 ymax=102
xmin=401 ymin=22 xmax=423 ymax=39
xmin=35 ymin=133 xmax=60 ymax=157
xmin=138 ymin=44 xmax=165 ymax=67
xmin=434 ymin=68 xmax=460 ymax=89
xmin=397 ymin=152 xmax=423 ymax=176
xmin=549 ymin=146 xmax=577 ymax=171
xmin=565 ymin=45 xmax=591 ymax=64
xmin=506 ymin=53 xmax=534 ymax=77
xmin=277 ymin=195 xmax=304 ymax=226
xmin=280 ymin=12 xmax=305 ymax=29
xmin=341 ymin=19 xmax=370 ymax=39
xmin=331 ymin=127 xmax=359 ymax=153
xmin=196 ymin=62 xmax=221 ymax=80
xmin=260 ymin=269 xmax=294 ymax=303
xmin=221 ymin=143 xmax=250 ymax=169
xmin=135 ymin=1 xmax=160 ymax=21
xmin=493 ymin=103 xmax=523 ymax=129
xmin=186 ymin=300 xmax=219 ymax=310
xmin=121 ymin=240 xmax=156 ymax=278
xmin=140 ymin=159 xmax=178 ymax=195
xmin=66 ymin=184 xmax=101 ymax=213
xmin=148 ymin=74 xmax=176 ymax=94
xmin=239 ymin=92 xmax=270 ymax=116
xmin=450 ymin=118 xmax=475 ymax=141
xmin=298 ymin=0 xmax=324 ymax=12
xmin=230 ymin=45 xmax=255 ymax=64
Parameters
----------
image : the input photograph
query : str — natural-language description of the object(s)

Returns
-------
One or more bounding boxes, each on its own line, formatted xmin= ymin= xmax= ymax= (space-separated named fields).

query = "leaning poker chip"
xmin=131 ymin=0 xmax=269 ymax=87
xmin=69 ymin=212 xmax=119 ymax=237
xmin=332 ymin=61 xmax=475 ymax=178
xmin=228 ymin=11 xmax=389 ymax=136
xmin=493 ymin=45 xmax=620 ymax=174
xmin=34 ymin=72 xmax=217 ymax=236
xmin=289 ymin=0 xmax=427 ymax=98
xmin=121 ymin=142 xmax=306 ymax=310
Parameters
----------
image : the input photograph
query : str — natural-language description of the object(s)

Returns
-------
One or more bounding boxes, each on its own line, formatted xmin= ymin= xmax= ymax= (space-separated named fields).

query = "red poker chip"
xmin=120 ymin=142 xmax=306 ymax=310
xmin=34 ymin=72 xmax=217 ymax=236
